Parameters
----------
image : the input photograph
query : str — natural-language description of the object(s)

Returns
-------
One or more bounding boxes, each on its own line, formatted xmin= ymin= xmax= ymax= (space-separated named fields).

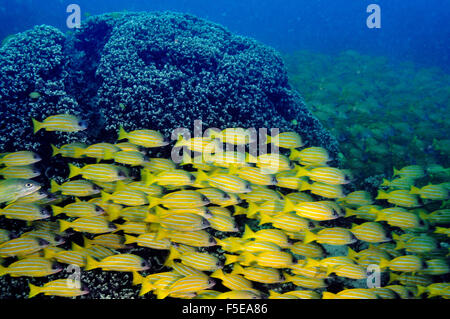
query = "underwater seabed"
xmin=284 ymin=49 xmax=450 ymax=187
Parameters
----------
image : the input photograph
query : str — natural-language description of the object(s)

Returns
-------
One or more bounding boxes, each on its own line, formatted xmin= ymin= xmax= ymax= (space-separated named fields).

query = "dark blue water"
xmin=0 ymin=0 xmax=449 ymax=71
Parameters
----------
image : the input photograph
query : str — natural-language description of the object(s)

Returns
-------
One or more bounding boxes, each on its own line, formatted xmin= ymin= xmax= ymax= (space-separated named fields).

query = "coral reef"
xmin=0 ymin=12 xmax=339 ymax=164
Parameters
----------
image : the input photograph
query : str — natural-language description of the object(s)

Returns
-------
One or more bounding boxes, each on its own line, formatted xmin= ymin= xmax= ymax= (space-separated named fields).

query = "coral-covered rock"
xmin=0 ymin=12 xmax=339 ymax=164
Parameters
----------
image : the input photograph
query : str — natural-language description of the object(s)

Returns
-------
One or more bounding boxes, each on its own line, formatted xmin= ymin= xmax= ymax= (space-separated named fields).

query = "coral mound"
xmin=0 ymin=12 xmax=339 ymax=162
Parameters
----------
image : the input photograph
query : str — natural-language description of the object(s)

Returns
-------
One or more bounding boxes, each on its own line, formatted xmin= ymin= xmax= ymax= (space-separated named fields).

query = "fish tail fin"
xmin=231 ymin=264 xmax=244 ymax=275
xmin=155 ymin=227 xmax=169 ymax=241
xmin=50 ymin=144 xmax=60 ymax=157
xmin=305 ymin=257 xmax=321 ymax=268
xmin=345 ymin=207 xmax=356 ymax=218
xmin=132 ymin=271 xmax=144 ymax=286
xmin=347 ymin=247 xmax=358 ymax=261
xmin=379 ymin=258 xmax=390 ymax=270
xmin=322 ymin=292 xmax=336 ymax=299
xmin=83 ymin=236 xmax=92 ymax=248
xmin=147 ymin=196 xmax=161 ymax=209
xmin=258 ymin=213 xmax=272 ymax=226
xmin=295 ymin=166 xmax=309 ymax=178
xmin=374 ymin=212 xmax=387 ymax=222
xmin=68 ymin=163 xmax=82 ymax=179
xmin=73 ymin=147 xmax=85 ymax=158
xmin=195 ymin=170 xmax=209 ymax=184
xmin=269 ymin=290 xmax=281 ymax=298
xmin=242 ymin=224 xmax=255 ymax=241
xmin=43 ymin=248 xmax=56 ymax=259
xmin=32 ymin=118 xmax=43 ymax=134
xmin=106 ymin=206 xmax=121 ymax=222
xmin=101 ymin=191 xmax=112 ymax=203
xmin=289 ymin=149 xmax=300 ymax=161
xmin=394 ymin=240 xmax=405 ymax=250
xmin=139 ymin=280 xmax=154 ymax=296
xmin=419 ymin=211 xmax=429 ymax=221
xmin=375 ymin=190 xmax=388 ymax=200
xmin=118 ymin=126 xmax=128 ymax=140
xmin=157 ymin=289 xmax=170 ymax=300
xmin=59 ymin=219 xmax=72 ymax=233
xmin=124 ymin=234 xmax=137 ymax=245
xmin=85 ymin=255 xmax=100 ymax=271
xmin=71 ymin=242 xmax=85 ymax=252
xmin=299 ymin=181 xmax=311 ymax=191
xmin=247 ymin=203 xmax=260 ymax=218
xmin=50 ymin=180 xmax=60 ymax=193
xmin=409 ymin=186 xmax=420 ymax=195
xmin=210 ymin=268 xmax=224 ymax=280
xmin=224 ymin=254 xmax=239 ymax=265
xmin=164 ymin=246 xmax=181 ymax=267
xmin=0 ymin=265 xmax=8 ymax=277
xmin=416 ymin=285 xmax=427 ymax=297
xmin=233 ymin=206 xmax=247 ymax=216
xmin=388 ymin=272 xmax=399 ymax=284
xmin=51 ymin=205 xmax=63 ymax=217
xmin=303 ymin=229 xmax=317 ymax=244
xmin=283 ymin=197 xmax=296 ymax=213
xmin=393 ymin=167 xmax=400 ymax=176
xmin=381 ymin=178 xmax=390 ymax=187
xmin=28 ymin=283 xmax=42 ymax=298
xmin=144 ymin=210 xmax=160 ymax=223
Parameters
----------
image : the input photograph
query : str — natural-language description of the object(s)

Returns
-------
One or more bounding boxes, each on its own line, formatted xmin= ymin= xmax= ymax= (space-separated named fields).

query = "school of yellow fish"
xmin=0 ymin=113 xmax=449 ymax=299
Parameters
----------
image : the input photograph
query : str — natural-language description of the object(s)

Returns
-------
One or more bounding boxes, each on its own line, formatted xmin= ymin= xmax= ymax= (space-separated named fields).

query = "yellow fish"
xmin=118 ymin=126 xmax=168 ymax=148
xmin=289 ymin=147 xmax=330 ymax=165
xmin=51 ymin=142 xmax=87 ymax=158
xmin=52 ymin=199 xmax=104 ymax=218
xmin=376 ymin=189 xmax=420 ymax=208
xmin=28 ymin=279 xmax=89 ymax=298
xmin=50 ymin=179 xmax=100 ymax=197
xmin=0 ymin=165 xmax=40 ymax=179
xmin=0 ymin=237 xmax=49 ymax=257
xmin=0 ymin=257 xmax=61 ymax=277
xmin=156 ymin=274 xmax=215 ymax=299
xmin=0 ymin=151 xmax=41 ymax=166
xmin=85 ymin=253 xmax=150 ymax=272
xmin=32 ymin=114 xmax=87 ymax=133
xmin=60 ymin=216 xmax=116 ymax=234
xmin=74 ymin=143 xmax=120 ymax=160
xmin=69 ymin=163 xmax=127 ymax=183
xmin=0 ymin=202 xmax=50 ymax=221
xmin=410 ymin=184 xmax=448 ymax=200
xmin=350 ymin=222 xmax=391 ymax=243
xmin=266 ymin=131 xmax=304 ymax=149
xmin=304 ymin=228 xmax=357 ymax=245
xmin=114 ymin=151 xmax=148 ymax=166
xmin=296 ymin=166 xmax=350 ymax=185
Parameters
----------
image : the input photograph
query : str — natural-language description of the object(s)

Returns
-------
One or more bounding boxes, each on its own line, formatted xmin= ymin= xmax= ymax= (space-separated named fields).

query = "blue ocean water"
xmin=0 ymin=0 xmax=449 ymax=70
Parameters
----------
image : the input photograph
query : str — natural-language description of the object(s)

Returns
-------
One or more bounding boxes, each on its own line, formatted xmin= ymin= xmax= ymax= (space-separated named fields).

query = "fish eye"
xmin=202 ymin=219 xmax=210 ymax=227
xmin=54 ymin=235 xmax=64 ymax=243
xmin=190 ymin=175 xmax=196 ymax=183
xmin=92 ymin=185 xmax=101 ymax=191
xmin=216 ymin=261 xmax=223 ymax=268
xmin=201 ymin=195 xmax=209 ymax=202
xmin=78 ymin=120 xmax=87 ymax=128
xmin=25 ymin=183 xmax=34 ymax=188
xmin=118 ymin=171 xmax=126 ymax=178
xmin=95 ymin=206 xmax=103 ymax=212
xmin=271 ymin=176 xmax=278 ymax=185
xmin=52 ymin=263 xmax=63 ymax=270
xmin=308 ymin=221 xmax=315 ymax=229
xmin=208 ymin=279 xmax=215 ymax=286
xmin=332 ymin=209 xmax=340 ymax=218
xmin=209 ymin=237 xmax=216 ymax=245
xmin=222 ymin=193 xmax=230 ymax=200
xmin=108 ymin=222 xmax=117 ymax=230
xmin=38 ymin=238 xmax=49 ymax=247
xmin=141 ymin=260 xmax=148 ymax=267
xmin=33 ymin=154 xmax=41 ymax=160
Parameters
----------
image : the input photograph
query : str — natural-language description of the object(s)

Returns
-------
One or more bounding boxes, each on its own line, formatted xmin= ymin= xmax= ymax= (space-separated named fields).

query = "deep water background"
xmin=0 ymin=0 xmax=449 ymax=71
